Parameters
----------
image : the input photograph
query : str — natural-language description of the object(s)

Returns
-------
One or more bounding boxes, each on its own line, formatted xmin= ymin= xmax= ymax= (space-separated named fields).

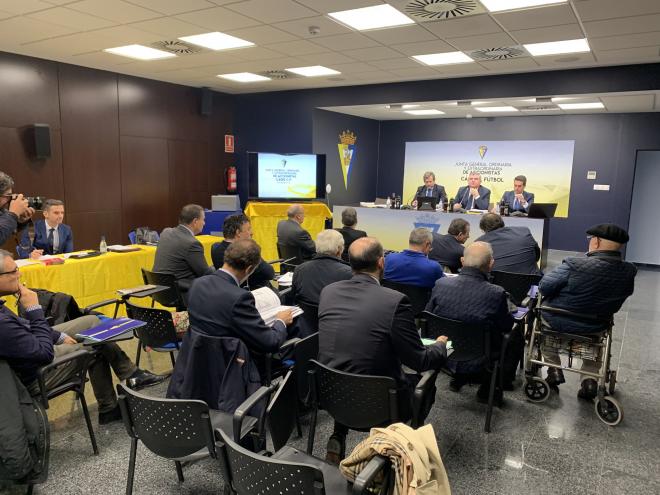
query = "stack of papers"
xmin=252 ymin=287 xmax=303 ymax=326
xmin=277 ymin=272 xmax=293 ymax=286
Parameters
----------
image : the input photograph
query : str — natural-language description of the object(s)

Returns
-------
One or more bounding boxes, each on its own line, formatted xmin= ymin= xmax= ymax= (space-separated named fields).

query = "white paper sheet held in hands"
xmin=251 ymin=287 xmax=303 ymax=326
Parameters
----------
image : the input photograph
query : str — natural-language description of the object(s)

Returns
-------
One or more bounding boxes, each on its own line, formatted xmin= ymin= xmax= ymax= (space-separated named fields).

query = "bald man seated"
xmin=276 ymin=204 xmax=316 ymax=260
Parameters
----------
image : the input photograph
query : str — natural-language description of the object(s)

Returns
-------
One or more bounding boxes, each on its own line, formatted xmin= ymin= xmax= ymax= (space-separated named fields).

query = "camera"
xmin=26 ymin=196 xmax=45 ymax=210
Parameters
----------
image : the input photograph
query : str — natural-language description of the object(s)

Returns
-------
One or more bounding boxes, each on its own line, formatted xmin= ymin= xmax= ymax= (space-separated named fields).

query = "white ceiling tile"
xmin=230 ymin=46 xmax=285 ymax=61
xmin=70 ymin=50 xmax=136 ymax=66
xmin=447 ymin=32 xmax=516 ymax=51
xmin=312 ymin=32 xmax=381 ymax=50
xmin=176 ymin=6 xmax=261 ymax=31
xmin=67 ymin=0 xmax=161 ymax=23
xmin=23 ymin=31 xmax=125 ymax=53
xmin=422 ymin=14 xmax=503 ymax=38
xmin=0 ymin=0 xmax=52 ymax=14
xmin=433 ymin=64 xmax=487 ymax=76
xmin=91 ymin=25 xmax=160 ymax=44
xmin=0 ymin=16 xmax=74 ymax=45
xmin=127 ymin=17 xmax=203 ymax=38
xmin=272 ymin=15 xmax=352 ymax=38
xmin=224 ymin=0 xmax=318 ymax=24
xmin=331 ymin=61 xmax=381 ymax=73
xmin=594 ymin=45 xmax=660 ymax=63
xmin=601 ymin=94 xmax=655 ymax=112
xmin=391 ymin=39 xmax=455 ymax=56
xmin=226 ymin=24 xmax=298 ymax=45
xmin=509 ymin=24 xmax=584 ymax=44
xmin=351 ymin=70 xmax=395 ymax=80
xmin=140 ymin=50 xmax=245 ymax=71
xmin=294 ymin=0 xmax=383 ymax=14
xmin=363 ymin=25 xmax=437 ymax=45
xmin=348 ymin=46 xmax=404 ymax=61
xmin=493 ymin=4 xmax=578 ymax=31
xmin=27 ymin=7 xmax=116 ymax=30
xmin=269 ymin=39 xmax=327 ymax=56
xmin=298 ymin=51 xmax=357 ymax=65
xmin=575 ymin=0 xmax=660 ymax=22
xmin=388 ymin=66 xmax=438 ymax=78
xmin=369 ymin=57 xmax=420 ymax=70
xmin=478 ymin=58 xmax=541 ymax=70
xmin=122 ymin=0 xmax=216 ymax=15
xmin=534 ymin=52 xmax=596 ymax=67
xmin=584 ymin=14 xmax=660 ymax=38
xmin=589 ymin=31 xmax=660 ymax=51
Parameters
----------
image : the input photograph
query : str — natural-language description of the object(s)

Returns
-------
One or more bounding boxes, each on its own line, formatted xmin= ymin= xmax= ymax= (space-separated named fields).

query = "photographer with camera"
xmin=0 ymin=171 xmax=35 ymax=246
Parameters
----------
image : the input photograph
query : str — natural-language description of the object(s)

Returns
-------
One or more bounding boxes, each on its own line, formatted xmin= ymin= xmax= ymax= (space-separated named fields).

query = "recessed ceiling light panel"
xmin=179 ymin=32 xmax=254 ymax=51
xmin=480 ymin=0 xmax=567 ymax=12
xmin=475 ymin=106 xmax=519 ymax=112
xmin=558 ymin=102 xmax=605 ymax=110
xmin=412 ymin=51 xmax=474 ymax=65
xmin=328 ymin=4 xmax=414 ymax=31
xmin=218 ymin=72 xmax=271 ymax=83
xmin=405 ymin=109 xmax=445 ymax=115
xmin=524 ymin=38 xmax=590 ymax=56
xmin=104 ymin=44 xmax=176 ymax=60
xmin=285 ymin=66 xmax=340 ymax=77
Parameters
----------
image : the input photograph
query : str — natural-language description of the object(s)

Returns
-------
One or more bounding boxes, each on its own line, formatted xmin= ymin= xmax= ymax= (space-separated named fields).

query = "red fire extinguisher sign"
xmin=224 ymin=134 xmax=234 ymax=153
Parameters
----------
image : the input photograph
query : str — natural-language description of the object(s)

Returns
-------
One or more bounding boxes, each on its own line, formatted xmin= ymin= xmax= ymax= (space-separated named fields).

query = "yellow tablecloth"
xmin=5 ymin=235 xmax=220 ymax=316
xmin=244 ymin=202 xmax=332 ymax=262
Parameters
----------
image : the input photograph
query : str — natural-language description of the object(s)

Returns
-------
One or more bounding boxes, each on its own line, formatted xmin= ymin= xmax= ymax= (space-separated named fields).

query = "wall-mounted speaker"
xmin=200 ymin=88 xmax=213 ymax=116
xmin=28 ymin=124 xmax=51 ymax=160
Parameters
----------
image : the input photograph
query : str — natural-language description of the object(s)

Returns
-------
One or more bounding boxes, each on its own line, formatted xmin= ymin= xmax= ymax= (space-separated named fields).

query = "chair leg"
xmin=126 ymin=437 xmax=138 ymax=495
xmin=484 ymin=363 xmax=498 ymax=434
xmin=306 ymin=405 xmax=318 ymax=455
xmin=135 ymin=344 xmax=142 ymax=368
xmin=169 ymin=351 xmax=176 ymax=368
xmin=174 ymin=461 xmax=184 ymax=483
xmin=26 ymin=485 xmax=34 ymax=495
xmin=79 ymin=394 xmax=99 ymax=455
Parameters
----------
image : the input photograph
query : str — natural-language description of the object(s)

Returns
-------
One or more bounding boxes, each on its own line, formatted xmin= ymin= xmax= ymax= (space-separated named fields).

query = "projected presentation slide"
xmin=403 ymin=140 xmax=575 ymax=217
xmin=258 ymin=153 xmax=317 ymax=199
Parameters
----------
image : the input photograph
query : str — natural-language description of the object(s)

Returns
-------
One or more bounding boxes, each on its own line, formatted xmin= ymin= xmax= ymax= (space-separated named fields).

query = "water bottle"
xmin=504 ymin=202 xmax=510 ymax=216
xmin=99 ymin=235 xmax=108 ymax=253
xmin=386 ymin=196 xmax=391 ymax=209
xmin=499 ymin=201 xmax=505 ymax=216
xmin=448 ymin=198 xmax=454 ymax=212
xmin=394 ymin=196 xmax=401 ymax=209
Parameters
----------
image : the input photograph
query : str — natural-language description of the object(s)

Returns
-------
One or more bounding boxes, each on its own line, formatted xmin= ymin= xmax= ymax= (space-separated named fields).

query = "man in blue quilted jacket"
xmin=539 ymin=224 xmax=636 ymax=399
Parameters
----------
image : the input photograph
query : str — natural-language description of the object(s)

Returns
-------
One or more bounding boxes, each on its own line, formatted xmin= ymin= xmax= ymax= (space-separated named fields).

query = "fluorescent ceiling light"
xmin=179 ymin=32 xmax=254 ymax=50
xmin=480 ymin=0 xmax=566 ymax=12
xmin=412 ymin=51 xmax=473 ymax=66
xmin=402 ymin=104 xmax=420 ymax=109
xmin=386 ymin=104 xmax=420 ymax=109
xmin=104 ymin=44 xmax=176 ymax=60
xmin=218 ymin=72 xmax=271 ymax=83
xmin=285 ymin=65 xmax=340 ymax=77
xmin=551 ymin=97 xmax=574 ymax=102
xmin=328 ymin=4 xmax=414 ymax=31
xmin=405 ymin=109 xmax=445 ymax=115
xmin=558 ymin=102 xmax=604 ymax=110
xmin=475 ymin=106 xmax=519 ymax=113
xmin=524 ymin=38 xmax=590 ymax=56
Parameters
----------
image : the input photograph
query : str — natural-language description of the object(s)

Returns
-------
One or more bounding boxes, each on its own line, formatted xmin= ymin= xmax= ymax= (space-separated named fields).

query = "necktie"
xmin=47 ymin=228 xmax=54 ymax=253
xmin=426 ymin=188 xmax=431 ymax=197
xmin=513 ymin=198 xmax=519 ymax=210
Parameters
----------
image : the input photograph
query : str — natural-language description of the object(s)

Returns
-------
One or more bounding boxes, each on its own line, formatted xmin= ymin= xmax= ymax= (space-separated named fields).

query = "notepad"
xmin=422 ymin=338 xmax=453 ymax=350
xmin=252 ymin=287 xmax=303 ymax=326
xmin=76 ymin=318 xmax=145 ymax=342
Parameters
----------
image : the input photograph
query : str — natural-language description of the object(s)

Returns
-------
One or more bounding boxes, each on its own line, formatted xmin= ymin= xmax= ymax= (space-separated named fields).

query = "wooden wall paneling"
xmin=118 ymin=76 xmax=172 ymax=139
xmin=167 ymin=139 xmax=212 ymax=217
xmin=66 ymin=211 xmax=123 ymax=251
xmin=167 ymin=85 xmax=210 ymax=142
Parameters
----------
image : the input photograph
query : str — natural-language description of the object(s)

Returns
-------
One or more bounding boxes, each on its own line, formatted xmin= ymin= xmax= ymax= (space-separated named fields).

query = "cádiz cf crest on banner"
xmin=338 ymin=130 xmax=357 ymax=189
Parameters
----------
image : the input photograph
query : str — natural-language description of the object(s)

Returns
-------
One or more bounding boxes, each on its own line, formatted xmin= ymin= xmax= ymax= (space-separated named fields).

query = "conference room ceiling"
xmin=320 ymin=90 xmax=660 ymax=119
xmin=1 ymin=0 xmax=660 ymax=94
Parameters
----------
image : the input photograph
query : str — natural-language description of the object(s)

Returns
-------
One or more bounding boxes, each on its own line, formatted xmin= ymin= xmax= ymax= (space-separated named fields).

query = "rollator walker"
xmin=523 ymin=299 xmax=622 ymax=426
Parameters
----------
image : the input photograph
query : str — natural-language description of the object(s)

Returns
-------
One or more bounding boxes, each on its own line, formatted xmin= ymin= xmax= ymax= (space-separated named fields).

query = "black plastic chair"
xmin=124 ymin=301 xmax=180 ymax=368
xmin=141 ymin=268 xmax=186 ymax=311
xmin=35 ymin=349 xmax=98 ymax=455
xmin=296 ymin=300 xmax=319 ymax=337
xmin=116 ymin=383 xmax=263 ymax=495
xmin=421 ymin=311 xmax=510 ymax=433
xmin=293 ymin=332 xmax=319 ymax=406
xmin=490 ymin=271 xmax=542 ymax=306
xmin=276 ymin=244 xmax=304 ymax=274
xmin=381 ymin=280 xmax=432 ymax=317
xmin=306 ymin=360 xmax=438 ymax=458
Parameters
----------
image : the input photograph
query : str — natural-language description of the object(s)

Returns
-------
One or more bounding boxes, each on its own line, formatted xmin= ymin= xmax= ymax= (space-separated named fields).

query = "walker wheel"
xmin=595 ymin=396 xmax=623 ymax=426
xmin=607 ymin=370 xmax=617 ymax=395
xmin=525 ymin=377 xmax=550 ymax=403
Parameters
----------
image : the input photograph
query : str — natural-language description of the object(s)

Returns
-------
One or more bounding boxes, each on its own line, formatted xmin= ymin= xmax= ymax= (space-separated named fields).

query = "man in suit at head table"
xmin=413 ymin=171 xmax=447 ymax=208
xmin=453 ymin=171 xmax=491 ymax=211
xmin=500 ymin=175 xmax=535 ymax=214
xmin=20 ymin=199 xmax=73 ymax=259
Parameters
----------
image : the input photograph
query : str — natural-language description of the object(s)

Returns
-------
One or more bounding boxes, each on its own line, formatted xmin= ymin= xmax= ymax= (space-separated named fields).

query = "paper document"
xmin=277 ymin=272 xmax=293 ymax=286
xmin=421 ymin=338 xmax=453 ymax=350
xmin=251 ymin=287 xmax=303 ymax=326
xmin=15 ymin=259 xmax=39 ymax=268
xmin=107 ymin=245 xmax=141 ymax=252
xmin=117 ymin=284 xmax=157 ymax=296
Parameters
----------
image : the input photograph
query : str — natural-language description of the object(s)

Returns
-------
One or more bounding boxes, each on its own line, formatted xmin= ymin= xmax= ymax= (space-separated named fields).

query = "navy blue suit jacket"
xmin=454 ymin=185 xmax=491 ymax=210
xmin=415 ymin=184 xmax=447 ymax=204
xmin=20 ymin=220 xmax=73 ymax=257
xmin=500 ymin=190 xmax=534 ymax=213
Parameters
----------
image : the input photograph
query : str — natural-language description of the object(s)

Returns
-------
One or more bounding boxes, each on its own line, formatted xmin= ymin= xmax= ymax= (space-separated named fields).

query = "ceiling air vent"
xmin=150 ymin=40 xmax=203 ymax=56
xmin=403 ymin=0 xmax=485 ymax=21
xmin=257 ymin=70 xmax=300 ymax=80
xmin=469 ymin=46 xmax=526 ymax=60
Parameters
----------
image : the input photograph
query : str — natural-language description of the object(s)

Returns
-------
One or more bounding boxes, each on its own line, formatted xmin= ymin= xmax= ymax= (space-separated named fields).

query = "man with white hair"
xmin=453 ymin=171 xmax=491 ymax=211
xmin=383 ymin=227 xmax=444 ymax=288
xmin=276 ymin=204 xmax=316 ymax=260
xmin=426 ymin=241 xmax=516 ymax=404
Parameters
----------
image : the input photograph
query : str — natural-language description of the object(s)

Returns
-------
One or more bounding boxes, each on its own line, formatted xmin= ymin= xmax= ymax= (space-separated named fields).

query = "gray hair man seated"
xmin=276 ymin=204 xmax=316 ymax=261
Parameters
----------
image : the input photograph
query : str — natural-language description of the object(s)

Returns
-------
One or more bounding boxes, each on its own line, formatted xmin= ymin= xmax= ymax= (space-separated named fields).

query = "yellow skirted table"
xmin=4 ymin=235 xmax=220 ymax=316
xmin=244 ymin=201 xmax=332 ymax=262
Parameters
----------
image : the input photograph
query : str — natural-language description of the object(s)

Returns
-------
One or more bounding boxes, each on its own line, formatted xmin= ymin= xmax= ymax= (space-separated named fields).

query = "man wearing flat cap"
xmin=538 ymin=223 xmax=636 ymax=399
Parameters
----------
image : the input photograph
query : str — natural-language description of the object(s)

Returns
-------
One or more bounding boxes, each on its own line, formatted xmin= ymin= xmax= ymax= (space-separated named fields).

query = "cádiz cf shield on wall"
xmin=338 ymin=130 xmax=357 ymax=189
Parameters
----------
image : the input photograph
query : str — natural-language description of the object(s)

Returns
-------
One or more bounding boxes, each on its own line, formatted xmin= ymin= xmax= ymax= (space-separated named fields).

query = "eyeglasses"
xmin=0 ymin=267 xmax=19 ymax=276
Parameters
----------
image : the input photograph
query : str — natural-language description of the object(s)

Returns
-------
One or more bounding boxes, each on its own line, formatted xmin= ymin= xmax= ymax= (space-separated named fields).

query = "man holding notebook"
xmin=0 ymin=250 xmax=165 ymax=424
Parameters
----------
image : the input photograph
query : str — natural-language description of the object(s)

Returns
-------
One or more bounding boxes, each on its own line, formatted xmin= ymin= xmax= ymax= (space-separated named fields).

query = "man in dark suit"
xmin=413 ymin=171 xmax=447 ymax=208
xmin=20 ymin=199 xmax=73 ymax=259
xmin=453 ymin=171 xmax=491 ymax=211
xmin=500 ymin=175 xmax=534 ymax=214
xmin=475 ymin=213 xmax=541 ymax=275
xmin=429 ymin=218 xmax=470 ymax=273
xmin=187 ymin=239 xmax=294 ymax=373
xmin=153 ymin=204 xmax=214 ymax=298
xmin=211 ymin=214 xmax=274 ymax=290
xmin=335 ymin=207 xmax=366 ymax=262
xmin=426 ymin=241 xmax=517 ymax=403
xmin=318 ymin=237 xmax=448 ymax=463
xmin=276 ymin=204 xmax=316 ymax=260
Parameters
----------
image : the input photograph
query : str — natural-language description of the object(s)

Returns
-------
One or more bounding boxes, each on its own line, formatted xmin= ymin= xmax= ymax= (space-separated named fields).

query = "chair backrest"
xmin=421 ymin=311 xmax=491 ymax=362
xmin=293 ymin=332 xmax=319 ymax=405
xmin=124 ymin=301 xmax=179 ymax=349
xmin=266 ymin=370 xmax=298 ymax=452
xmin=309 ymin=360 xmax=399 ymax=429
xmin=128 ymin=230 xmax=137 ymax=245
xmin=141 ymin=268 xmax=185 ymax=309
xmin=490 ymin=271 xmax=542 ymax=306
xmin=217 ymin=427 xmax=324 ymax=495
xmin=296 ymin=300 xmax=319 ymax=337
xmin=117 ymin=383 xmax=216 ymax=459
xmin=381 ymin=280 xmax=431 ymax=316
xmin=277 ymin=244 xmax=303 ymax=274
